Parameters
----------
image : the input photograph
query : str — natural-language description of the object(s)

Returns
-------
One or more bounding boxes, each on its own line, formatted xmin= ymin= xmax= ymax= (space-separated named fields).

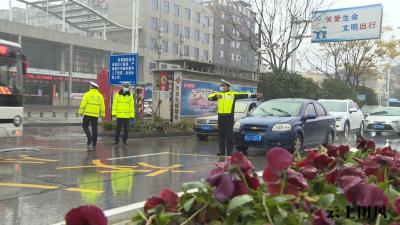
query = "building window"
xmin=184 ymin=8 xmax=190 ymax=20
xmin=162 ymin=20 xmax=169 ymax=33
xmin=231 ymin=53 xmax=235 ymax=60
xmin=204 ymin=16 xmax=210 ymax=27
xmin=220 ymin=24 xmax=224 ymax=32
xmin=151 ymin=17 xmax=158 ymax=31
xmin=203 ymin=50 xmax=209 ymax=61
xmin=162 ymin=0 xmax=169 ymax=14
xmin=150 ymin=38 xmax=157 ymax=49
xmin=195 ymin=12 xmax=201 ymax=23
xmin=151 ymin=0 xmax=158 ymax=10
xmin=184 ymin=26 xmax=190 ymax=39
xmin=194 ymin=47 xmax=200 ymax=59
xmin=220 ymin=38 xmax=224 ymax=45
xmin=149 ymin=62 xmax=157 ymax=70
xmin=195 ymin=29 xmax=200 ymax=41
xmin=236 ymin=41 xmax=240 ymax=48
xmin=204 ymin=33 xmax=209 ymax=44
xmin=161 ymin=64 xmax=168 ymax=69
xmin=184 ymin=45 xmax=189 ymax=57
xmin=231 ymin=41 xmax=235 ymax=48
xmin=173 ymin=43 xmax=179 ymax=54
xmin=162 ymin=40 xmax=168 ymax=52
xmin=173 ymin=4 xmax=179 ymax=17
xmin=235 ymin=54 xmax=240 ymax=61
xmin=219 ymin=51 xmax=224 ymax=58
xmin=173 ymin=23 xmax=179 ymax=36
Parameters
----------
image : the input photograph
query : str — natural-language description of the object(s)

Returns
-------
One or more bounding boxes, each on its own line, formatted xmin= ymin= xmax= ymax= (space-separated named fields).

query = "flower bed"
xmin=131 ymin=138 xmax=400 ymax=225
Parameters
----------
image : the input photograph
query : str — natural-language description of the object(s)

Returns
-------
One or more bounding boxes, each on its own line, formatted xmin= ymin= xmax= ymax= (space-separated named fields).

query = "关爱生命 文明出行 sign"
xmin=311 ymin=4 xmax=383 ymax=43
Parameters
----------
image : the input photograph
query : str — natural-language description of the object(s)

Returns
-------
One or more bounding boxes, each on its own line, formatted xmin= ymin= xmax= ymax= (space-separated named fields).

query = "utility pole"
xmin=256 ymin=22 xmax=261 ymax=80
xmin=9 ymin=0 xmax=12 ymax=22
xmin=290 ymin=21 xmax=298 ymax=72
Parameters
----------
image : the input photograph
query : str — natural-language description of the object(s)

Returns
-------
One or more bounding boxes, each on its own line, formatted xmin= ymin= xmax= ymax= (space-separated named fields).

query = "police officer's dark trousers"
xmin=82 ymin=115 xmax=98 ymax=146
xmin=218 ymin=115 xmax=234 ymax=155
xmin=115 ymin=118 xmax=129 ymax=144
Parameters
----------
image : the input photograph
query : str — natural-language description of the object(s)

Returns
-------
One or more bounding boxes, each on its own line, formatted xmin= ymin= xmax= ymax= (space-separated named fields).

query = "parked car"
xmin=361 ymin=105 xmax=379 ymax=118
xmin=233 ymin=98 xmax=336 ymax=155
xmin=193 ymin=99 xmax=260 ymax=140
xmin=364 ymin=106 xmax=400 ymax=136
xmin=318 ymin=99 xmax=364 ymax=138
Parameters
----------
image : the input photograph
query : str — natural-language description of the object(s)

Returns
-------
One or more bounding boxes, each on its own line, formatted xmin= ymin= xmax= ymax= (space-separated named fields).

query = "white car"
xmin=318 ymin=99 xmax=364 ymax=138
xmin=365 ymin=107 xmax=400 ymax=136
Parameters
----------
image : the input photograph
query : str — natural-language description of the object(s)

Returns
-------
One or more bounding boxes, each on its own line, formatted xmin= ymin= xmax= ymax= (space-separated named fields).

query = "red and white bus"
xmin=0 ymin=39 xmax=27 ymax=137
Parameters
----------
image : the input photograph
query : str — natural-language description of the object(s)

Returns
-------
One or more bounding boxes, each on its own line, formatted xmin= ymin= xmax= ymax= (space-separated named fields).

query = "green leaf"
xmin=181 ymin=181 xmax=207 ymax=192
xmin=277 ymin=205 xmax=288 ymax=217
xmin=183 ymin=196 xmax=196 ymax=212
xmin=338 ymin=219 xmax=364 ymax=225
xmin=227 ymin=195 xmax=253 ymax=212
xmin=318 ymin=194 xmax=335 ymax=208
xmin=387 ymin=187 xmax=400 ymax=199
xmin=272 ymin=194 xmax=296 ymax=204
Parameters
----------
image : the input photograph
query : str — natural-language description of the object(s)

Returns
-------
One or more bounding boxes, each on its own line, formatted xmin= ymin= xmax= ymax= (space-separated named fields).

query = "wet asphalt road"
xmin=0 ymin=127 xmax=399 ymax=225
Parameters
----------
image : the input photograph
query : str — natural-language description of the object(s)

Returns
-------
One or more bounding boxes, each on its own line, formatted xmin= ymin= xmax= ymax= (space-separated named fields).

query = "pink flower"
xmin=230 ymin=151 xmax=255 ymax=173
xmin=266 ymin=147 xmax=293 ymax=171
xmin=312 ymin=210 xmax=334 ymax=225
xmin=214 ymin=174 xmax=234 ymax=202
xmin=300 ymin=166 xmax=318 ymax=180
xmin=65 ymin=205 xmax=107 ymax=225
xmin=394 ymin=198 xmax=400 ymax=215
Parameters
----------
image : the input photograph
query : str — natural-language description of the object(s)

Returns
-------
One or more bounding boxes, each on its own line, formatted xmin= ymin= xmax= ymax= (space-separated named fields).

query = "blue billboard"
xmin=109 ymin=54 xmax=138 ymax=85
xmin=181 ymin=80 xmax=256 ymax=116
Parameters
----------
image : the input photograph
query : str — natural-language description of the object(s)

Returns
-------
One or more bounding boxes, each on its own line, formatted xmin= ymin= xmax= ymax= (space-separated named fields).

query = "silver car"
xmin=364 ymin=106 xmax=400 ymax=136
xmin=193 ymin=100 xmax=260 ymax=140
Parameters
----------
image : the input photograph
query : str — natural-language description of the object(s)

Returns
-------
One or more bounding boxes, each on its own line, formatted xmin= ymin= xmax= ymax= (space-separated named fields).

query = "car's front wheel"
xmin=292 ymin=133 xmax=303 ymax=159
xmin=325 ymin=130 xmax=334 ymax=145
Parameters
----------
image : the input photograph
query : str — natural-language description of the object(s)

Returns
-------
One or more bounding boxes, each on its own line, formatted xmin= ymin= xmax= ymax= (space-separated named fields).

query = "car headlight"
xmin=234 ymin=121 xmax=241 ymax=129
xmin=272 ymin=123 xmax=292 ymax=131
xmin=14 ymin=116 xmax=22 ymax=127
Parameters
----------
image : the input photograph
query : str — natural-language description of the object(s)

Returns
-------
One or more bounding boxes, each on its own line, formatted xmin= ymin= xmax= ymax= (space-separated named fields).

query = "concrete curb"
xmin=100 ymin=131 xmax=194 ymax=139
xmin=24 ymin=123 xmax=82 ymax=127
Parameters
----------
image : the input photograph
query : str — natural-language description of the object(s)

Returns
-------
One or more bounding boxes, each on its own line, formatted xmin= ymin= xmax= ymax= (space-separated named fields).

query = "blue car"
xmin=233 ymin=98 xmax=336 ymax=155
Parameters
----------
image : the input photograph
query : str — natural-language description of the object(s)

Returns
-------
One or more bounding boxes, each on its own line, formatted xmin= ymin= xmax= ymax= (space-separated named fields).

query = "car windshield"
xmin=209 ymin=102 xmax=249 ymax=113
xmin=250 ymin=100 xmax=302 ymax=117
xmin=370 ymin=107 xmax=400 ymax=116
xmin=362 ymin=105 xmax=379 ymax=114
xmin=319 ymin=101 xmax=347 ymax=112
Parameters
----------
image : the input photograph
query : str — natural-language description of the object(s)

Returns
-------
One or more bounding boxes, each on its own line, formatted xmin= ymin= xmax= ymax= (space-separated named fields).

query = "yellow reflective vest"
xmin=208 ymin=91 xmax=256 ymax=115
xmin=112 ymin=91 xmax=135 ymax=118
xmin=79 ymin=88 xmax=105 ymax=118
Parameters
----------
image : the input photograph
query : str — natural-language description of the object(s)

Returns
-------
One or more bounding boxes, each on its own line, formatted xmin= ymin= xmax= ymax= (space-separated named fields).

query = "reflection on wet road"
xmin=0 ymin=127 xmax=399 ymax=224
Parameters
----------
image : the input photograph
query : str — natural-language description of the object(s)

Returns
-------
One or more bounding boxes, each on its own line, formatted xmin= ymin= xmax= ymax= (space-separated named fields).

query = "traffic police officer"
xmin=112 ymin=82 xmax=135 ymax=145
xmin=208 ymin=79 xmax=262 ymax=156
xmin=79 ymin=82 xmax=105 ymax=150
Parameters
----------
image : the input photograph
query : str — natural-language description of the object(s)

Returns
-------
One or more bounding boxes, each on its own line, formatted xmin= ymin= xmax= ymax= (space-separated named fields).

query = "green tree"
xmin=321 ymin=79 xmax=355 ymax=99
xmin=258 ymin=71 xmax=322 ymax=100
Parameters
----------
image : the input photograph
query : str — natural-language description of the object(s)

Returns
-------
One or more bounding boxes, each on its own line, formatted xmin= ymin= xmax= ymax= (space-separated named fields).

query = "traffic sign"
xmin=109 ymin=53 xmax=138 ymax=85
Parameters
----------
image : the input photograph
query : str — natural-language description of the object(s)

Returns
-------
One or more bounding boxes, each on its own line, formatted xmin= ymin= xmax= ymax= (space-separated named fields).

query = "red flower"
xmin=144 ymin=197 xmax=165 ymax=212
xmin=366 ymin=141 xmax=376 ymax=151
xmin=363 ymin=158 xmax=385 ymax=182
xmin=245 ymin=174 xmax=260 ymax=190
xmin=373 ymin=146 xmax=394 ymax=157
xmin=287 ymin=168 xmax=308 ymax=191
xmin=206 ymin=169 xmax=224 ymax=187
xmin=266 ymin=147 xmax=293 ymax=171
xmin=160 ymin=189 xmax=179 ymax=212
xmin=263 ymin=166 xmax=280 ymax=183
xmin=325 ymin=168 xmax=338 ymax=184
xmin=336 ymin=175 xmax=363 ymax=193
xmin=312 ymin=210 xmax=334 ymax=225
xmin=337 ymin=167 xmax=365 ymax=180
xmin=297 ymin=150 xmax=320 ymax=168
xmin=214 ymin=174 xmax=234 ymax=202
xmin=356 ymin=183 xmax=388 ymax=207
xmin=357 ymin=138 xmax=375 ymax=151
xmin=300 ymin=166 xmax=318 ymax=180
xmin=230 ymin=151 xmax=255 ymax=173
xmin=233 ymin=180 xmax=249 ymax=197
xmin=266 ymin=169 xmax=308 ymax=196
xmin=357 ymin=138 xmax=367 ymax=149
xmin=394 ymin=198 xmax=400 ymax=215
xmin=326 ymin=145 xmax=349 ymax=158
xmin=314 ymin=154 xmax=334 ymax=170
xmin=65 ymin=205 xmax=107 ymax=225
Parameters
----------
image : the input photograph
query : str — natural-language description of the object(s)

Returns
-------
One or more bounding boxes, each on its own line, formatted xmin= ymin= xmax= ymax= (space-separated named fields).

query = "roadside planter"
xmin=131 ymin=138 xmax=400 ymax=225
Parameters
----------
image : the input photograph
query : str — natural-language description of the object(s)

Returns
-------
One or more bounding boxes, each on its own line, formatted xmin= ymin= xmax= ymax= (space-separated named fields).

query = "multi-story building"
xmin=199 ymin=0 xmax=257 ymax=77
xmin=107 ymin=0 xmax=214 ymax=84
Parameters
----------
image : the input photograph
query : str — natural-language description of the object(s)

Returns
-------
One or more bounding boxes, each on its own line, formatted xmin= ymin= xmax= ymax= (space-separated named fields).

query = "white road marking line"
xmin=107 ymin=152 xmax=170 ymax=161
